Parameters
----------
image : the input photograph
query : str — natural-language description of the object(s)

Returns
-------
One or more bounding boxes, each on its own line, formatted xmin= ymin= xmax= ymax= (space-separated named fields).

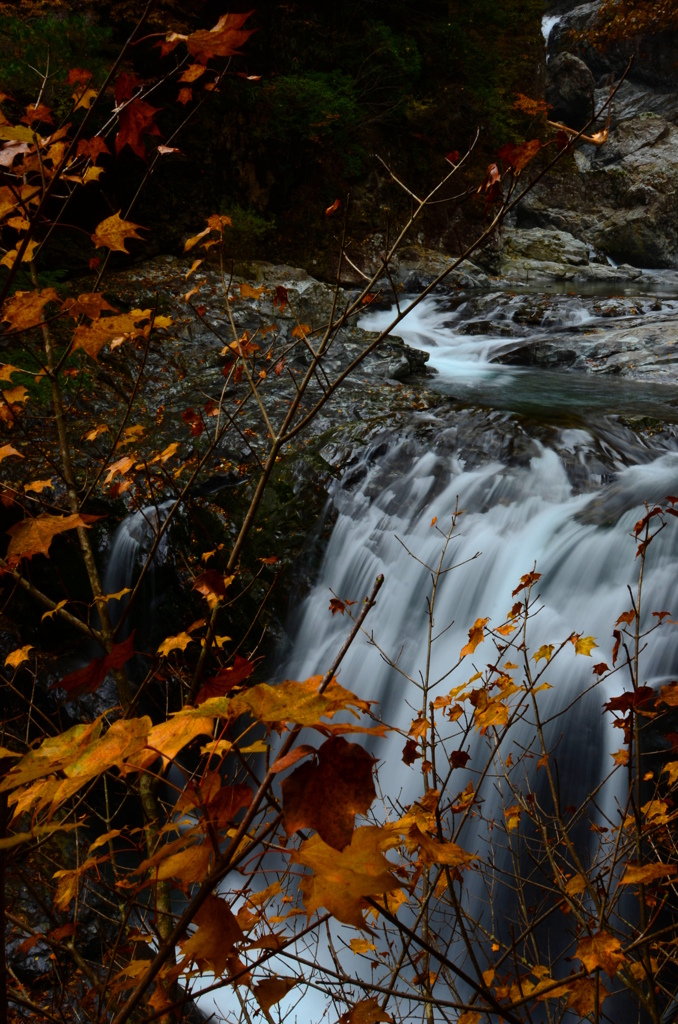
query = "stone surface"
xmin=546 ymin=52 xmax=596 ymax=128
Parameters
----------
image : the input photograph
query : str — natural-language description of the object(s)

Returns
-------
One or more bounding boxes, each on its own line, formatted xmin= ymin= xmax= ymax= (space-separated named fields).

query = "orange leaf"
xmin=291 ymin=826 xmax=400 ymax=928
xmin=6 ymin=513 xmax=98 ymax=560
xmin=325 ymin=198 xmax=341 ymax=217
xmin=292 ymin=324 xmax=311 ymax=339
xmin=5 ymin=645 xmax=33 ymax=669
xmin=1 ymin=288 xmax=59 ymax=331
xmin=460 ymin=617 xmax=489 ymax=658
xmin=239 ymin=282 xmax=265 ymax=299
xmin=0 ymin=443 xmax=22 ymax=462
xmin=103 ymin=455 xmax=136 ymax=486
xmin=576 ymin=932 xmax=625 ymax=979
xmin=63 ymin=292 xmax=117 ymax=319
xmin=91 ymin=212 xmax=146 ymax=253
xmin=72 ymin=309 xmax=150 ymax=360
xmin=620 ymin=862 xmax=677 ymax=885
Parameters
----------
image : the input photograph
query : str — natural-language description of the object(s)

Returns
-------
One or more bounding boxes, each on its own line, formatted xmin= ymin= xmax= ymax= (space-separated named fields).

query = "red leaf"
xmin=55 ymin=632 xmax=136 ymax=700
xmin=181 ymin=408 xmax=204 ymax=436
xmin=195 ymin=655 xmax=255 ymax=704
xmin=445 ymin=150 xmax=460 ymax=165
xmin=114 ymin=71 xmax=143 ymax=106
xmin=402 ymin=739 xmax=421 ymax=765
xmin=604 ymin=686 xmax=655 ymax=715
xmin=448 ymin=750 xmax=471 ymax=769
xmin=115 ymin=99 xmax=162 ymax=160
xmin=67 ymin=68 xmax=93 ymax=87
xmin=272 ymin=286 xmax=288 ymax=313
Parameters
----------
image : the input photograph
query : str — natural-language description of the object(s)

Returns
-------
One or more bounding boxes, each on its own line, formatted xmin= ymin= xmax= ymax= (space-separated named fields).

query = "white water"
xmin=187 ymin=293 xmax=678 ymax=1022
xmin=201 ymin=296 xmax=678 ymax=1022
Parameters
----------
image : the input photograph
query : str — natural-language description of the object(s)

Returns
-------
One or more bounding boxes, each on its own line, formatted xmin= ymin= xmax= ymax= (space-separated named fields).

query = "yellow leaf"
xmin=150 ymin=442 xmax=180 ymax=464
xmin=104 ymin=588 xmax=131 ymax=602
xmin=460 ymin=617 xmax=489 ymax=658
xmin=565 ymin=873 xmax=586 ymax=896
xmin=1 ymin=288 xmax=59 ymax=331
xmin=1 ymin=239 xmax=39 ymax=267
xmin=291 ymin=827 xmax=400 ymax=928
xmin=662 ymin=760 xmax=678 ymax=786
xmin=73 ymin=87 xmax=97 ymax=111
xmin=157 ymin=632 xmax=194 ymax=656
xmin=5 ymin=645 xmax=33 ymax=668
xmin=0 ymin=365 xmax=21 ymax=382
xmin=504 ymin=805 xmax=521 ymax=832
xmin=83 ymin=164 xmax=104 ymax=183
xmin=91 ymin=211 xmax=146 ymax=253
xmin=72 ymin=310 xmax=151 ymax=361
xmin=350 ymin=938 xmax=376 ymax=954
xmin=458 ymin=1014 xmax=481 ymax=1024
xmin=573 ymin=635 xmax=597 ymax=656
xmin=612 ymin=748 xmax=629 ymax=766
xmin=533 ymin=644 xmax=554 ymax=664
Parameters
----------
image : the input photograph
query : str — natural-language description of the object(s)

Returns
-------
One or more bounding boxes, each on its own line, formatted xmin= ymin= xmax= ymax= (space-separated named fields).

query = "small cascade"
xmin=102 ymin=498 xmax=175 ymax=643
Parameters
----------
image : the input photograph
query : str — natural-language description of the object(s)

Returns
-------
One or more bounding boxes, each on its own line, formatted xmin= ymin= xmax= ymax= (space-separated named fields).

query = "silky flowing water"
xmin=187 ymin=282 xmax=678 ymax=1021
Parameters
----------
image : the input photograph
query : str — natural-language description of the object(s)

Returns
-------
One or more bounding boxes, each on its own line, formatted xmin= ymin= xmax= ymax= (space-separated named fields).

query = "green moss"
xmin=0 ymin=14 xmax=112 ymax=116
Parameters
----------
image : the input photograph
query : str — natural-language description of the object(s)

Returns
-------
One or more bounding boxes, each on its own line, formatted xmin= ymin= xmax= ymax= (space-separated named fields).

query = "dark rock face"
xmin=546 ymin=52 xmax=596 ymax=128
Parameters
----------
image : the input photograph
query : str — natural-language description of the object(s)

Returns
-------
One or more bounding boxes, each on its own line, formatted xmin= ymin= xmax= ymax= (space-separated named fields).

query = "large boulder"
xmin=549 ymin=2 xmax=678 ymax=92
xmin=546 ymin=52 xmax=596 ymax=128
xmin=518 ymin=115 xmax=678 ymax=267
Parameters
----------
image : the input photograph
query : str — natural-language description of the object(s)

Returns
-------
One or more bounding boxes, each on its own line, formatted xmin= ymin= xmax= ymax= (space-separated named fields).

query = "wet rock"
xmin=502 ymin=227 xmax=590 ymax=266
xmin=546 ymin=52 xmax=596 ymax=128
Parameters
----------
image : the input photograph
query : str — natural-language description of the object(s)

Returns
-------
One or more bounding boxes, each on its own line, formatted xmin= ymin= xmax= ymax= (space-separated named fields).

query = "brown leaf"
xmin=192 ymin=569 xmax=234 ymax=609
xmin=338 ymin=997 xmax=393 ymax=1024
xmin=566 ymin=976 xmax=609 ymax=1016
xmin=281 ymin=736 xmax=376 ymax=850
xmin=254 ymin=977 xmax=298 ymax=1014
xmin=91 ymin=212 xmax=146 ymax=253
xmin=7 ymin=513 xmax=99 ymax=560
xmin=185 ymin=11 xmax=255 ymax=62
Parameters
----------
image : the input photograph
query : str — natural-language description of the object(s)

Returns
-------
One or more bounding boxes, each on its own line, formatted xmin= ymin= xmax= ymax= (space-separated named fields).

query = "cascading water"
xmin=202 ymin=286 xmax=678 ymax=1023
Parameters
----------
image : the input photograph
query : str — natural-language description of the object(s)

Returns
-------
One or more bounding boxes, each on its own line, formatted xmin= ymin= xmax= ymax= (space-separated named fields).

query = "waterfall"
xmin=202 ymin=292 xmax=678 ymax=1022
